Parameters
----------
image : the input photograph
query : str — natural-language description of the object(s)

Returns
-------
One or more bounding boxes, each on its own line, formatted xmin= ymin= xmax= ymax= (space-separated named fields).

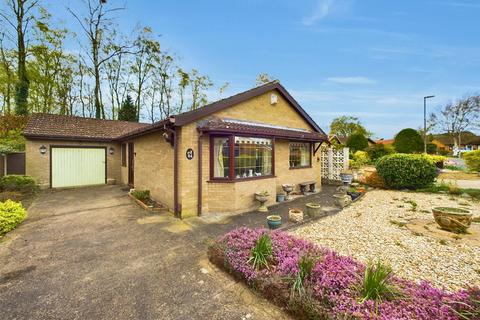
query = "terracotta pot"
xmin=432 ymin=207 xmax=472 ymax=233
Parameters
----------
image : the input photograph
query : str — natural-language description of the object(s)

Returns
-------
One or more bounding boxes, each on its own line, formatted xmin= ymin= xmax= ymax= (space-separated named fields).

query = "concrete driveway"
xmin=0 ymin=186 xmax=290 ymax=320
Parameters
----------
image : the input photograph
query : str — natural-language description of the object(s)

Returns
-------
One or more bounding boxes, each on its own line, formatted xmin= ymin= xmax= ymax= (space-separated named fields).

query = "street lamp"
xmin=424 ymin=95 xmax=435 ymax=153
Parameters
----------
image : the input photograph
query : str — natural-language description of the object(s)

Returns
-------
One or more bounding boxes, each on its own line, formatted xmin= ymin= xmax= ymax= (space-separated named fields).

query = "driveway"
xmin=0 ymin=186 xmax=291 ymax=320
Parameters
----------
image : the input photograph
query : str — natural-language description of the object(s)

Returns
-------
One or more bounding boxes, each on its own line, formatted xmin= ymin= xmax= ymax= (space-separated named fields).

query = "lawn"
xmin=292 ymin=190 xmax=480 ymax=291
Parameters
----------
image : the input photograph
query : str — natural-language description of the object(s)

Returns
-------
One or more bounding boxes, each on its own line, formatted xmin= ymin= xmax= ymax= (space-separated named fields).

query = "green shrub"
xmin=346 ymin=132 xmax=369 ymax=153
xmin=0 ymin=175 xmax=37 ymax=193
xmin=131 ymin=189 xmax=150 ymax=202
xmin=350 ymin=151 xmax=371 ymax=168
xmin=426 ymin=143 xmax=437 ymax=154
xmin=248 ymin=234 xmax=272 ymax=270
xmin=393 ymin=128 xmax=423 ymax=153
xmin=376 ymin=154 xmax=437 ymax=189
xmin=360 ymin=261 xmax=397 ymax=303
xmin=0 ymin=200 xmax=26 ymax=236
xmin=367 ymin=144 xmax=395 ymax=162
xmin=463 ymin=150 xmax=480 ymax=172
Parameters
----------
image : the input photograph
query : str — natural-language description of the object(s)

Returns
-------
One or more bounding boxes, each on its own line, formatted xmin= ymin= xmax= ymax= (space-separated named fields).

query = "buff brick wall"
xmin=175 ymin=90 xmax=323 ymax=217
xmin=131 ymin=132 xmax=175 ymax=210
xmin=25 ymin=139 xmax=121 ymax=188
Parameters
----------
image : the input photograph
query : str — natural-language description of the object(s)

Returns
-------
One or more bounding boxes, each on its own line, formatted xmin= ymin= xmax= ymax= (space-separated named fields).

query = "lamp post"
xmin=423 ymin=95 xmax=435 ymax=153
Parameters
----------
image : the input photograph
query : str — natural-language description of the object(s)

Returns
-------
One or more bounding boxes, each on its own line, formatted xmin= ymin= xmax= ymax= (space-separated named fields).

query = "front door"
xmin=128 ymin=143 xmax=134 ymax=186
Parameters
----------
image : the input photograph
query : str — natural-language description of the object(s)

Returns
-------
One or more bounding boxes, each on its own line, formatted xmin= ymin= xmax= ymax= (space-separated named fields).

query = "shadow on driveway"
xmin=0 ymin=185 xmax=298 ymax=320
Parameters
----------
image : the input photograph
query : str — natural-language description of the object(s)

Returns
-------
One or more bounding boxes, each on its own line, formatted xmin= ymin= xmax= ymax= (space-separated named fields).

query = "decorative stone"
xmin=333 ymin=193 xmax=352 ymax=208
xmin=289 ymin=208 xmax=304 ymax=223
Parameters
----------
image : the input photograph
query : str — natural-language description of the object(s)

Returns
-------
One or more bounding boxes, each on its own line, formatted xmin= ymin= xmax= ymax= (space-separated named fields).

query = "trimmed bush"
xmin=366 ymin=144 xmax=395 ymax=162
xmin=208 ymin=227 xmax=479 ymax=320
xmin=426 ymin=142 xmax=437 ymax=154
xmin=393 ymin=128 xmax=423 ymax=153
xmin=349 ymin=151 xmax=370 ymax=169
xmin=463 ymin=150 xmax=480 ymax=172
xmin=376 ymin=154 xmax=436 ymax=189
xmin=346 ymin=132 xmax=368 ymax=153
xmin=0 ymin=200 xmax=26 ymax=235
xmin=0 ymin=175 xmax=37 ymax=193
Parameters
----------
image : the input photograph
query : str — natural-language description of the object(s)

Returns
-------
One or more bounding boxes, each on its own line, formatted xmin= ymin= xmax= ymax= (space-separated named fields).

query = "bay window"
xmin=289 ymin=142 xmax=311 ymax=168
xmin=211 ymin=135 xmax=273 ymax=180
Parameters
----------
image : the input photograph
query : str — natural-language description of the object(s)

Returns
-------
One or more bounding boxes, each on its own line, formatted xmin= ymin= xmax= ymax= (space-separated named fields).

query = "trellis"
xmin=320 ymin=147 xmax=349 ymax=182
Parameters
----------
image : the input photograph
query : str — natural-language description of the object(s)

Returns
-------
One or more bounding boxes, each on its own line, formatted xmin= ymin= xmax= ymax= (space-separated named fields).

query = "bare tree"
xmin=432 ymin=95 xmax=480 ymax=147
xmin=130 ymin=27 xmax=160 ymax=121
xmin=255 ymin=73 xmax=274 ymax=86
xmin=68 ymin=0 xmax=130 ymax=119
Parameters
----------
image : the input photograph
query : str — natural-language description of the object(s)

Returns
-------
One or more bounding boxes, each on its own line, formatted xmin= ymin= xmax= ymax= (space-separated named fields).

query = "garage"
xmin=51 ymin=147 xmax=106 ymax=188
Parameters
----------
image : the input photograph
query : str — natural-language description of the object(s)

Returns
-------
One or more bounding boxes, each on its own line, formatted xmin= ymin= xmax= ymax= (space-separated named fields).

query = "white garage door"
xmin=51 ymin=147 xmax=106 ymax=188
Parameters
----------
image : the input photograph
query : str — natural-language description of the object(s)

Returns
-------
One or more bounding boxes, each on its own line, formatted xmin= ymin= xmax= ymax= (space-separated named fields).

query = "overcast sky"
xmin=51 ymin=0 xmax=480 ymax=138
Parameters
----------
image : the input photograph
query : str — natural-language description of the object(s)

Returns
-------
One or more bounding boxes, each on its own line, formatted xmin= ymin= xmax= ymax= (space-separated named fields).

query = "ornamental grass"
xmin=207 ymin=227 xmax=479 ymax=320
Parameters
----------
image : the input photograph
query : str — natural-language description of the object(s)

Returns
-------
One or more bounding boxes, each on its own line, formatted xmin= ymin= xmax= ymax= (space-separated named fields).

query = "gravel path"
xmin=292 ymin=190 xmax=480 ymax=291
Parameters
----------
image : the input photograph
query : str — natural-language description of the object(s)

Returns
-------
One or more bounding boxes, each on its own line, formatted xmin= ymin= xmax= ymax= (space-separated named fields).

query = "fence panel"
xmin=320 ymin=147 xmax=349 ymax=182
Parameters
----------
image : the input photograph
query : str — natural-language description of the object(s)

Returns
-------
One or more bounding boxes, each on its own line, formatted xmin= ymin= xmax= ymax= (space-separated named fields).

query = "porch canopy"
xmin=197 ymin=118 xmax=328 ymax=142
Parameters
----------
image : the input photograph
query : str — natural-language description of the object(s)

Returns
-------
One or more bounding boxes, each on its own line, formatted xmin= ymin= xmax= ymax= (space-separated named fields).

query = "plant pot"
xmin=347 ymin=192 xmax=361 ymax=201
xmin=305 ymin=203 xmax=323 ymax=218
xmin=282 ymin=184 xmax=294 ymax=201
xmin=333 ymin=193 xmax=352 ymax=208
xmin=340 ymin=173 xmax=354 ymax=185
xmin=432 ymin=207 xmax=472 ymax=233
xmin=288 ymin=208 xmax=303 ymax=223
xmin=266 ymin=215 xmax=282 ymax=230
xmin=255 ymin=192 xmax=270 ymax=212
xmin=276 ymin=194 xmax=286 ymax=202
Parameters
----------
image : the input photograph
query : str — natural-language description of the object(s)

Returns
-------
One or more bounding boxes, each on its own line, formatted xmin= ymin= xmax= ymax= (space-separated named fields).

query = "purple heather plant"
xmin=212 ymin=227 xmax=478 ymax=320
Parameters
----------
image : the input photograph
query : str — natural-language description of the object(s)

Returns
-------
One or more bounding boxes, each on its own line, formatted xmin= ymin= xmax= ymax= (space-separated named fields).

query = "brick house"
xmin=24 ymin=81 xmax=328 ymax=218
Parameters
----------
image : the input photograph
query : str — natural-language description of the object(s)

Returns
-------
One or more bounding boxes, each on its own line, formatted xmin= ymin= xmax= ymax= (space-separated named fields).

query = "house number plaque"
xmin=186 ymin=148 xmax=194 ymax=160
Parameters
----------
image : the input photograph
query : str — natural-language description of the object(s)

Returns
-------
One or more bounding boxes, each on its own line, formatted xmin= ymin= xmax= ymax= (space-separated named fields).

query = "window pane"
xmin=289 ymin=142 xmax=311 ymax=168
xmin=234 ymin=137 xmax=272 ymax=179
xmin=213 ymin=137 xmax=230 ymax=178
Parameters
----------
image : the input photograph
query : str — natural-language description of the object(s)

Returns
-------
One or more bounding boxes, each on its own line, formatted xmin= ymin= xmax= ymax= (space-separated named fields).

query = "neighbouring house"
xmin=374 ymin=138 xmax=394 ymax=145
xmin=23 ymin=81 xmax=328 ymax=218
xmin=432 ymin=132 xmax=480 ymax=153
xmin=329 ymin=134 xmax=376 ymax=147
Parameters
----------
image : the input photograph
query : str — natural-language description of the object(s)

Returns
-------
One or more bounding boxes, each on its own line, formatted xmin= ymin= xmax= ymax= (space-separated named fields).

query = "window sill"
xmin=208 ymin=175 xmax=276 ymax=183
xmin=289 ymin=166 xmax=312 ymax=170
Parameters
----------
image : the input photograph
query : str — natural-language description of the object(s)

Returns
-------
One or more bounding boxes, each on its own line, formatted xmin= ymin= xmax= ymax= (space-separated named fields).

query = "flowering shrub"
xmin=208 ymin=227 xmax=479 ymax=319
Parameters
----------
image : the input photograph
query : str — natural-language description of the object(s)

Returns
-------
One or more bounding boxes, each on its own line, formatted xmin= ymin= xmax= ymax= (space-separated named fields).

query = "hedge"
xmin=0 ymin=175 xmax=38 ymax=193
xmin=0 ymin=200 xmax=26 ymax=236
xmin=463 ymin=150 xmax=480 ymax=172
xmin=208 ymin=228 xmax=479 ymax=320
xmin=346 ymin=132 xmax=369 ymax=153
xmin=393 ymin=128 xmax=423 ymax=153
xmin=366 ymin=143 xmax=395 ymax=162
xmin=376 ymin=154 xmax=437 ymax=189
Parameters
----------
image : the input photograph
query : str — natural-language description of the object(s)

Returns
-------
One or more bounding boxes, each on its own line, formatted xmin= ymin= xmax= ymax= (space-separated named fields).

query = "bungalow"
xmin=329 ymin=134 xmax=376 ymax=147
xmin=23 ymin=81 xmax=328 ymax=218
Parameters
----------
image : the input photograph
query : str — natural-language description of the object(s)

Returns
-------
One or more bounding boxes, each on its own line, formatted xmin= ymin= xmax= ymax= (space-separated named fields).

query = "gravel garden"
xmin=292 ymin=190 xmax=480 ymax=291
xmin=209 ymin=153 xmax=480 ymax=319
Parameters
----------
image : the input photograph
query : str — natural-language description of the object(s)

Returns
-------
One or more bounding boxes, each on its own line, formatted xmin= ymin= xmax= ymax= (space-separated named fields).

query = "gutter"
xmin=164 ymin=124 xmax=180 ymax=218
